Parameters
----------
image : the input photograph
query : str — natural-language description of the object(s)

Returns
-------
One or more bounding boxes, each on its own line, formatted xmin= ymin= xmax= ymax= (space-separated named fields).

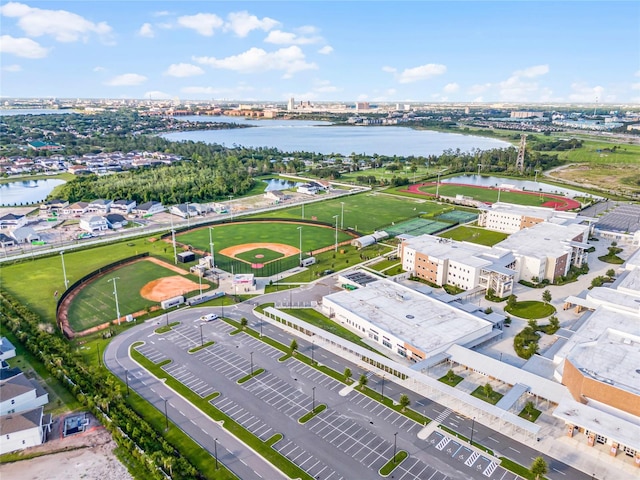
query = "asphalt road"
xmin=105 ymin=292 xmax=592 ymax=480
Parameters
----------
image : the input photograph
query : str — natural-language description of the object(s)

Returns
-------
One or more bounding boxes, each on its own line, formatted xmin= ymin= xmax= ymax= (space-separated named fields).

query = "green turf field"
xmin=248 ymin=192 xmax=449 ymax=233
xmin=178 ymin=222 xmax=351 ymax=257
xmin=416 ymin=184 xmax=558 ymax=207
xmin=66 ymin=260 xmax=187 ymax=332
xmin=438 ymin=226 xmax=509 ymax=246
xmin=235 ymin=248 xmax=284 ymax=264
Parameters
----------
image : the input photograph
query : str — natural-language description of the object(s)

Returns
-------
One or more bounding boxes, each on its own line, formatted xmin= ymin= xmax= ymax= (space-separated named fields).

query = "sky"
xmin=1 ymin=1 xmax=639 ymax=104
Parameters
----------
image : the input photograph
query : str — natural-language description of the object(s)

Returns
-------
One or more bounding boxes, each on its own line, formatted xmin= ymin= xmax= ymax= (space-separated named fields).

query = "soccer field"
xmin=438 ymin=226 xmax=509 ymax=247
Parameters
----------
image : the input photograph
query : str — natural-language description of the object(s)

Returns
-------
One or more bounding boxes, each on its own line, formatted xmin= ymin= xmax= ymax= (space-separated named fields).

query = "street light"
xmin=312 ymin=386 xmax=316 ymax=412
xmin=311 ymin=341 xmax=315 ymax=364
xmin=228 ymin=196 xmax=233 ymax=221
xmin=163 ymin=398 xmax=169 ymax=431
xmin=333 ymin=215 xmax=339 ymax=252
xmin=209 ymin=227 xmax=215 ymax=268
xmin=250 ymin=351 xmax=254 ymax=376
xmin=340 ymin=202 xmax=345 ymax=229
xmin=297 ymin=226 xmax=303 ymax=265
xmin=108 ymin=277 xmax=121 ymax=325
xmin=381 ymin=374 xmax=385 ymax=400
xmin=436 ymin=172 xmax=441 ymax=198
xmin=393 ymin=432 xmax=398 ymax=463
xmin=60 ymin=251 xmax=69 ymax=290
xmin=214 ymin=438 xmax=219 ymax=470
xmin=199 ymin=324 xmax=204 ymax=347
xmin=470 ymin=416 xmax=476 ymax=445
xmin=124 ymin=369 xmax=130 ymax=396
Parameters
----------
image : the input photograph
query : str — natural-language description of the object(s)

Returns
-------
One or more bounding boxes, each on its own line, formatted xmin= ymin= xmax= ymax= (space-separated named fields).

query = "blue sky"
xmin=1 ymin=1 xmax=638 ymax=103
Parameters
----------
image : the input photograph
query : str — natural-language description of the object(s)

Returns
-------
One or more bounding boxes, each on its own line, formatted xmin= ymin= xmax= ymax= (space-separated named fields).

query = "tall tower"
xmin=516 ymin=134 xmax=527 ymax=173
xmin=287 ymin=97 xmax=295 ymax=112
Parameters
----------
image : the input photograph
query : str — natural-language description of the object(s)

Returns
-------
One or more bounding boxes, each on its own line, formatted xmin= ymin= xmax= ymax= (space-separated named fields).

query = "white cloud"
xmin=181 ymin=85 xmax=255 ymax=96
xmin=568 ymin=82 xmax=606 ymax=102
xmin=0 ymin=2 xmax=112 ymax=43
xmin=264 ymin=29 xmax=321 ymax=45
xmin=93 ymin=66 xmax=106 ymax=72
xmin=635 ymin=70 xmax=640 ymax=77
xmin=138 ymin=23 xmax=154 ymax=38
xmin=318 ymin=45 xmax=333 ymax=55
xmin=468 ymin=83 xmax=491 ymax=95
xmin=357 ymin=94 xmax=369 ymax=101
xmin=631 ymin=82 xmax=640 ymax=91
xmin=178 ymin=13 xmax=223 ymax=36
xmin=193 ymin=46 xmax=317 ymax=77
xmin=513 ymin=64 xmax=549 ymax=78
xmin=153 ymin=11 xmax=171 ymax=17
xmin=105 ymin=73 xmax=147 ymax=86
xmin=224 ymin=11 xmax=279 ymax=37
xmin=443 ymin=83 xmax=459 ymax=93
xmin=144 ymin=90 xmax=172 ymax=99
xmin=2 ymin=64 xmax=22 ymax=72
xmin=395 ymin=63 xmax=447 ymax=83
xmin=0 ymin=35 xmax=49 ymax=58
xmin=382 ymin=66 xmax=397 ymax=73
xmin=164 ymin=63 xmax=204 ymax=78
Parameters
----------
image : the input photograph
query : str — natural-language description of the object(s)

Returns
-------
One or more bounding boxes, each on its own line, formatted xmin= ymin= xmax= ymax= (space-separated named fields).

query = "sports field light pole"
xmin=209 ymin=227 xmax=215 ymax=267
xmin=534 ymin=169 xmax=540 ymax=183
xmin=198 ymin=274 xmax=203 ymax=296
xmin=228 ymin=196 xmax=233 ymax=220
xmin=340 ymin=202 xmax=345 ymax=229
xmin=333 ymin=215 xmax=339 ymax=252
xmin=436 ymin=172 xmax=442 ymax=198
xmin=108 ymin=277 xmax=121 ymax=325
xmin=170 ymin=215 xmax=177 ymax=264
xmin=60 ymin=251 xmax=69 ymax=290
xmin=497 ymin=187 xmax=502 ymax=203
xmin=297 ymin=226 xmax=303 ymax=264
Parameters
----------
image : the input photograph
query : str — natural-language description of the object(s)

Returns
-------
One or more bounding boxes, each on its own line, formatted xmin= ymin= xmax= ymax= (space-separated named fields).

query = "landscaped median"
xmin=298 ymin=404 xmax=327 ymax=424
xmin=154 ymin=321 xmax=180 ymax=334
xmin=130 ymin=341 xmax=314 ymax=480
xmin=379 ymin=451 xmax=408 ymax=476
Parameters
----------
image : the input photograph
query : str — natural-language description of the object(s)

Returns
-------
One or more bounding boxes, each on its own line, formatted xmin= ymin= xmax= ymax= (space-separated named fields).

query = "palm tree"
xmin=530 ymin=457 xmax=548 ymax=480
xmin=399 ymin=394 xmax=410 ymax=412
xmin=358 ymin=373 xmax=368 ymax=390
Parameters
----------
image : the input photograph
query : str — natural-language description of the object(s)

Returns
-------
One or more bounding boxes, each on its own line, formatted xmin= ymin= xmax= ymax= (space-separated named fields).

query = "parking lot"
xmin=133 ymin=317 xmax=524 ymax=480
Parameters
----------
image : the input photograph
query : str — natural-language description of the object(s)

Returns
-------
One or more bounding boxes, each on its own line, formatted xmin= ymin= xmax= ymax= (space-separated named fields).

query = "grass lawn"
xmin=519 ymin=406 xmax=542 ymax=423
xmin=505 ymin=301 xmax=556 ymax=319
xmin=179 ymin=221 xmax=351 ymax=257
xmin=438 ymin=373 xmax=464 ymax=387
xmin=248 ymin=191 xmax=449 ymax=233
xmin=471 ymin=386 xmax=504 ymax=405
xmin=331 ymin=165 xmax=436 ymax=184
xmin=236 ymin=247 xmax=284 ymax=263
xmin=415 ymin=184 xmax=569 ymax=207
xmin=438 ymin=226 xmax=508 ymax=246
xmin=598 ymin=253 xmax=625 ymax=264
xmin=66 ymin=260 xmax=189 ymax=331
xmin=368 ymin=257 xmax=401 ymax=272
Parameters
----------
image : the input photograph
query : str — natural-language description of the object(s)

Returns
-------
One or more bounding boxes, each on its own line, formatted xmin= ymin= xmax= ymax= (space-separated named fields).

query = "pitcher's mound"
xmin=140 ymin=276 xmax=209 ymax=301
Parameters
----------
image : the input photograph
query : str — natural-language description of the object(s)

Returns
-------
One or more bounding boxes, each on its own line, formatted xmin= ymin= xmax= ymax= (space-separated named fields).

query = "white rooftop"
xmin=481 ymin=202 xmax=557 ymax=220
xmin=324 ymin=279 xmax=491 ymax=355
xmin=586 ymin=286 xmax=640 ymax=314
xmin=495 ymin=222 xmax=589 ymax=259
xmin=624 ymin=247 xmax=640 ymax=271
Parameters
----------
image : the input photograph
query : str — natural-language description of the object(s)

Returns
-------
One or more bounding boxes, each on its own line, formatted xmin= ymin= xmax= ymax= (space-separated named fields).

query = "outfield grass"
xmin=505 ymin=301 xmax=556 ymax=319
xmin=178 ymin=221 xmax=351 ymax=257
xmin=236 ymin=247 xmax=284 ymax=264
xmin=248 ymin=192 xmax=449 ymax=233
xmin=438 ymin=226 xmax=509 ymax=246
xmin=66 ymin=260 xmax=185 ymax=331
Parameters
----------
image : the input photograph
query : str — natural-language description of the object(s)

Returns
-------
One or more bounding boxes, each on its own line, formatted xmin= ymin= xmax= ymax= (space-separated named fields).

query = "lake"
xmin=164 ymin=116 xmax=511 ymax=157
xmin=443 ymin=174 xmax=592 ymax=198
xmin=263 ymin=178 xmax=302 ymax=191
xmin=0 ymin=179 xmax=66 ymax=206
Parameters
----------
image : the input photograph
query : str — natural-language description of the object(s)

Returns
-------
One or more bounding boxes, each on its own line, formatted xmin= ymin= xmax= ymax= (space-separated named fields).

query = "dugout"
xmin=177 ymin=251 xmax=195 ymax=263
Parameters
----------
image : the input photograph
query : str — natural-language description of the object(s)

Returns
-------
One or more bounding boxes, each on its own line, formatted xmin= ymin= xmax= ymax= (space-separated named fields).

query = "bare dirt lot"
xmin=0 ymin=422 xmax=131 ymax=480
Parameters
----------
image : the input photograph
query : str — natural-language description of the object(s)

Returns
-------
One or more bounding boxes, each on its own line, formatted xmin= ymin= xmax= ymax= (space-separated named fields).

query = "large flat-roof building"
xmin=322 ymin=279 xmax=494 ymax=362
xmin=478 ymin=202 xmax=591 ymax=234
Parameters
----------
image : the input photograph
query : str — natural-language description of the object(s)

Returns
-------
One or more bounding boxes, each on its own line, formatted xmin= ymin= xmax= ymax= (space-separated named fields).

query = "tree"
xmin=528 ymin=318 xmax=539 ymax=330
xmin=399 ymin=394 xmax=410 ymax=411
xmin=524 ymin=401 xmax=536 ymax=418
xmin=358 ymin=373 xmax=368 ymax=390
xmin=290 ymin=339 xmax=298 ymax=354
xmin=507 ymin=295 xmax=518 ymax=309
xmin=530 ymin=457 xmax=548 ymax=480
xmin=344 ymin=367 xmax=352 ymax=382
xmin=240 ymin=317 xmax=248 ymax=329
xmin=606 ymin=268 xmax=615 ymax=278
xmin=483 ymin=382 xmax=494 ymax=399
xmin=446 ymin=369 xmax=456 ymax=382
xmin=486 ymin=287 xmax=496 ymax=299
xmin=542 ymin=289 xmax=552 ymax=304
xmin=548 ymin=316 xmax=560 ymax=333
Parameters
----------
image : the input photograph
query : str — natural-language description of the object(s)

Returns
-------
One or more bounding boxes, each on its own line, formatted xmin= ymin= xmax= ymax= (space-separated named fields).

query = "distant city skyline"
xmin=1 ymin=1 xmax=638 ymax=103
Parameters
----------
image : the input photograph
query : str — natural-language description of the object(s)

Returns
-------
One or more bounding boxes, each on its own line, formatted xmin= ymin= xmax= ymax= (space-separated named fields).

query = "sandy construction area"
xmin=140 ymin=275 xmax=209 ymax=301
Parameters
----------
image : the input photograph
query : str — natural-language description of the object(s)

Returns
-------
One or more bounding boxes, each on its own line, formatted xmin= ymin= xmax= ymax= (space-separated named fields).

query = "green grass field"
xmin=178 ymin=222 xmax=352 ymax=257
xmin=416 ymin=184 xmax=561 ymax=207
xmin=438 ymin=226 xmax=509 ymax=246
xmin=505 ymin=301 xmax=556 ymax=319
xmin=249 ymin=192 xmax=450 ymax=233
xmin=66 ymin=260 xmax=197 ymax=331
xmin=236 ymin=247 xmax=284 ymax=264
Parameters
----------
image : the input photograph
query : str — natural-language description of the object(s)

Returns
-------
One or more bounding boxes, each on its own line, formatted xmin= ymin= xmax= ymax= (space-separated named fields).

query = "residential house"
xmin=79 ymin=216 xmax=108 ymax=233
xmin=0 ymin=338 xmax=16 ymax=362
xmin=86 ymin=199 xmax=112 ymax=214
xmin=170 ymin=203 xmax=201 ymax=218
xmin=67 ymin=165 xmax=90 ymax=175
xmin=0 ymin=373 xmax=49 ymax=416
xmin=110 ymin=199 xmax=136 ymax=214
xmin=135 ymin=201 xmax=165 ymax=216
xmin=105 ymin=213 xmax=128 ymax=229
xmin=39 ymin=199 xmax=69 ymax=213
xmin=10 ymin=227 xmax=40 ymax=244
xmin=0 ymin=233 xmax=16 ymax=248
xmin=297 ymin=183 xmax=321 ymax=195
xmin=63 ymin=202 xmax=89 ymax=216
xmin=27 ymin=141 xmax=62 ymax=151
xmin=264 ymin=190 xmax=287 ymax=202
xmin=0 ymin=213 xmax=26 ymax=230
xmin=0 ymin=407 xmax=52 ymax=454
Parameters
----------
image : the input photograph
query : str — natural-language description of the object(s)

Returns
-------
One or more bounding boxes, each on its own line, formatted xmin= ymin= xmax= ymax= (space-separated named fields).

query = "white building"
xmin=0 ymin=372 xmax=49 ymax=415
xmin=110 ymin=199 xmax=137 ymax=214
xmin=0 ymin=407 xmax=52 ymax=455
xmin=322 ymin=279 xmax=494 ymax=362
xmin=477 ymin=202 xmax=590 ymax=234
xmin=0 ymin=337 xmax=16 ymax=361
xmin=135 ymin=201 xmax=165 ymax=216
xmin=79 ymin=216 xmax=108 ymax=233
